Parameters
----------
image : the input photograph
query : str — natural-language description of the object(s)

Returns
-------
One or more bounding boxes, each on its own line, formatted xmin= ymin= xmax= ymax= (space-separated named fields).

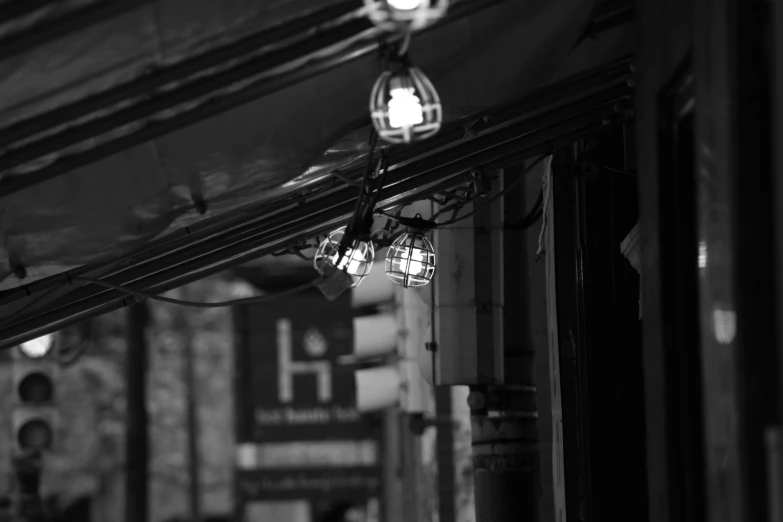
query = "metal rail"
xmin=0 ymin=93 xmax=627 ymax=348
xmin=0 ymin=56 xmax=632 ymax=309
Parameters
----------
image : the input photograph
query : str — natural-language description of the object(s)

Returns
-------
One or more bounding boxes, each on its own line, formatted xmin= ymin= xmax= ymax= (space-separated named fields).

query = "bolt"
xmin=425 ymin=341 xmax=437 ymax=352
xmin=467 ymin=390 xmax=487 ymax=411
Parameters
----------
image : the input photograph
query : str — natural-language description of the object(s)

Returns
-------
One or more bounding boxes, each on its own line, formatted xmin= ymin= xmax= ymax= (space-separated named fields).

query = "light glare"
xmin=698 ymin=241 xmax=707 ymax=268
xmin=388 ymin=88 xmax=424 ymax=128
xmin=387 ymin=0 xmax=423 ymax=10
xmin=392 ymin=246 xmax=425 ymax=275
xmin=314 ymin=228 xmax=375 ymax=288
xmin=333 ymin=246 xmax=369 ymax=275
xmin=19 ymin=334 xmax=55 ymax=359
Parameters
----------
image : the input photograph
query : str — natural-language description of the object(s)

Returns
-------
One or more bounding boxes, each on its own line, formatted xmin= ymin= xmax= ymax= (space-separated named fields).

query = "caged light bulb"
xmin=385 ymin=231 xmax=436 ymax=288
xmin=370 ymin=69 xmax=442 ymax=144
xmin=314 ymin=227 xmax=375 ymax=287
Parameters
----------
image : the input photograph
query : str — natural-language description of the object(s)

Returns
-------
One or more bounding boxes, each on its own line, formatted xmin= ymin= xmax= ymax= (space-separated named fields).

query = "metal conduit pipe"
xmin=0 ymin=122 xmax=612 ymax=349
xmin=0 ymin=133 xmax=574 ymax=348
xmin=2 ymin=101 xmax=618 ymax=319
xmin=0 ymin=122 xmax=610 ymax=348
xmin=0 ymin=67 xmax=631 ymax=308
xmin=0 ymin=112 xmax=620 ymax=348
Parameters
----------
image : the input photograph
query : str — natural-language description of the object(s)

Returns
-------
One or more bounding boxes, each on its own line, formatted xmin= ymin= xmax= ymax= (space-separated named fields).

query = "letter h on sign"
xmin=277 ymin=319 xmax=332 ymax=403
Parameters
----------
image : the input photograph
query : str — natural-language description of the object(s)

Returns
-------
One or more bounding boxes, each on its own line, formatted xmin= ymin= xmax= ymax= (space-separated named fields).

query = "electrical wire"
xmin=0 ymin=155 xmax=369 ymax=327
xmin=74 ymin=276 xmax=321 ymax=308
xmin=435 ymin=154 xmax=549 ymax=228
xmin=331 ymin=170 xmax=361 ymax=186
xmin=398 ymin=28 xmax=413 ymax=56
xmin=505 ymin=189 xmax=543 ymax=230
xmin=603 ymin=164 xmax=637 ymax=178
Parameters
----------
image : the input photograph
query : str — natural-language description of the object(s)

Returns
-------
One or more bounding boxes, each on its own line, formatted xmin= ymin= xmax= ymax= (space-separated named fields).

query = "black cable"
xmin=331 ymin=170 xmax=361 ymax=186
xmin=505 ymin=189 xmax=544 ymax=230
xmin=74 ymin=276 xmax=321 ymax=308
xmin=603 ymin=164 xmax=638 ymax=178
xmin=435 ymin=154 xmax=549 ymax=228
xmin=343 ymin=129 xmax=379 ymax=239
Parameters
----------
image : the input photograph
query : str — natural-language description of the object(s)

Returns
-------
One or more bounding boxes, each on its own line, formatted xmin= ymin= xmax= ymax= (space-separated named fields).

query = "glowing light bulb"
xmin=333 ymin=246 xmax=369 ymax=275
xmin=388 ymin=0 xmax=423 ymax=9
xmin=314 ymin=228 xmax=375 ymax=287
xmin=394 ymin=246 xmax=425 ymax=275
xmin=19 ymin=334 xmax=55 ymax=359
xmin=388 ymin=87 xmax=424 ymax=129
xmin=385 ymin=231 xmax=435 ymax=287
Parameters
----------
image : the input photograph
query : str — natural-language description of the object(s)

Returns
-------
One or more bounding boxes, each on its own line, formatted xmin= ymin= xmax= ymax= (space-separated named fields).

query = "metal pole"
xmin=434 ymin=387 xmax=456 ymax=522
xmin=468 ymin=161 xmax=541 ymax=522
xmin=179 ymin=293 xmax=203 ymax=522
xmin=125 ymin=301 xmax=150 ymax=522
xmin=468 ymin=385 xmax=540 ymax=522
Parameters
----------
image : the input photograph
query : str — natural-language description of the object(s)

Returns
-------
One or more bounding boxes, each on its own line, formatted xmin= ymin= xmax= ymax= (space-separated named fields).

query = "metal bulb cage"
xmin=370 ymin=66 xmax=442 ymax=145
xmin=313 ymin=227 xmax=375 ymax=287
xmin=385 ymin=231 xmax=436 ymax=288
xmin=364 ymin=0 xmax=449 ymax=30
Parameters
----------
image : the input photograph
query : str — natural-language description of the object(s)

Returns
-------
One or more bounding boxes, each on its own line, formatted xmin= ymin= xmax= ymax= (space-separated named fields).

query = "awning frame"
xmin=0 ymin=56 xmax=632 ymax=349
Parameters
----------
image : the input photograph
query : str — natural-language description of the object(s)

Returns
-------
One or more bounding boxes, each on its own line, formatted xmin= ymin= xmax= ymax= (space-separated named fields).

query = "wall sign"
xmin=233 ymin=289 xmax=382 ymax=503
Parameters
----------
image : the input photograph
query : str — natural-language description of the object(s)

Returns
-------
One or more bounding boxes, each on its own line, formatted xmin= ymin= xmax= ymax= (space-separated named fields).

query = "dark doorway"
xmin=657 ymin=61 xmax=707 ymax=522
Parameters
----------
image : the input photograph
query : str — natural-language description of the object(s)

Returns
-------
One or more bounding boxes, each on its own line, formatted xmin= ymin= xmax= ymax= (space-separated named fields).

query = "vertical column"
xmin=125 ymin=302 xmax=149 ymax=522
xmin=468 ymin=164 xmax=540 ymax=522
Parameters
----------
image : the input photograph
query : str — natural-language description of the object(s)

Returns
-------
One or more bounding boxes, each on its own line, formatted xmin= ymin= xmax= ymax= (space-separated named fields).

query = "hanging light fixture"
xmin=364 ymin=0 xmax=449 ymax=31
xmin=385 ymin=214 xmax=437 ymax=288
xmin=314 ymin=227 xmax=375 ymax=288
xmin=314 ymin=144 xmax=390 ymax=293
xmin=370 ymin=57 xmax=442 ymax=145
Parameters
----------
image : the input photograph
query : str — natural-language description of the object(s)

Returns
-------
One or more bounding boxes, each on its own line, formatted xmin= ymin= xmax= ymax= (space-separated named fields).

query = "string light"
xmin=364 ymin=0 xmax=449 ymax=30
xmin=370 ymin=65 xmax=442 ymax=144
xmin=385 ymin=230 xmax=436 ymax=287
xmin=313 ymin=227 xmax=375 ymax=287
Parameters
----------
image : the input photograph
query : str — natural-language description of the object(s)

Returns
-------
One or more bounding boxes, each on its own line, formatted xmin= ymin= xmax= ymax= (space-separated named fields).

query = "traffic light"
xmin=12 ymin=333 xmax=59 ymax=453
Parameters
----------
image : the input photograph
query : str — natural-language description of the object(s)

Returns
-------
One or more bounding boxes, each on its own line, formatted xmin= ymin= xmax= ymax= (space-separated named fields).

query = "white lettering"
xmin=277 ymin=319 xmax=332 ymax=403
